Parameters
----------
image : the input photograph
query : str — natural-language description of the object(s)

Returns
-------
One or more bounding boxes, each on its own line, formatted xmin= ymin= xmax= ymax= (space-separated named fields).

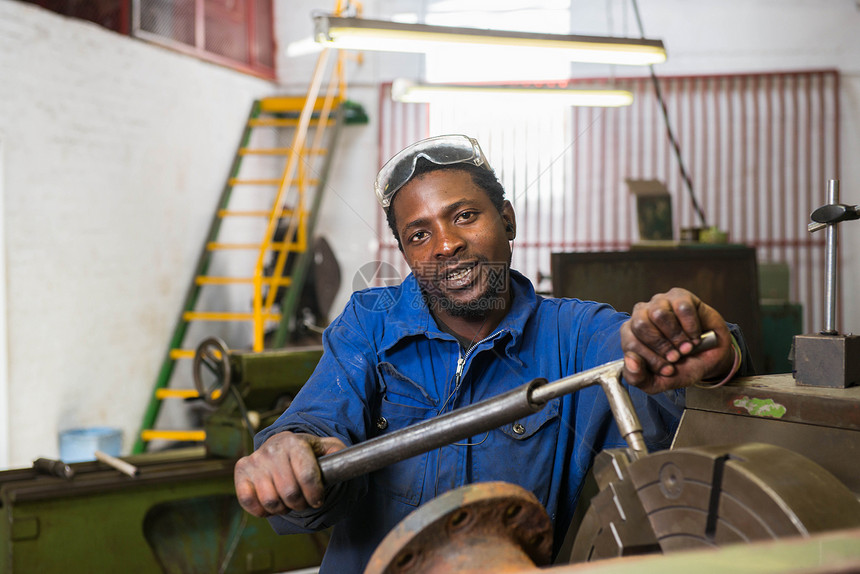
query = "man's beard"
xmin=417 ymin=258 xmax=509 ymax=321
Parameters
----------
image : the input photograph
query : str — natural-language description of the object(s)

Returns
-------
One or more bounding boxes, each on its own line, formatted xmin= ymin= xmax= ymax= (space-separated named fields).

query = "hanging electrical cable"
xmin=630 ymin=0 xmax=708 ymax=227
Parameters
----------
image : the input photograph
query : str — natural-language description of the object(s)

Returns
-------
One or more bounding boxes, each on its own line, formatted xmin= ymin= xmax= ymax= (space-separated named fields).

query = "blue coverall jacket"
xmin=255 ymin=270 xmax=697 ymax=572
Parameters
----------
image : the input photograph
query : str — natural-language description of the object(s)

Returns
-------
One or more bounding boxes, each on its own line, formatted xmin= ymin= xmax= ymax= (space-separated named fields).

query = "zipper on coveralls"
xmin=434 ymin=329 xmax=509 ymax=496
xmin=453 ymin=352 xmax=466 ymax=390
xmin=451 ymin=330 xmax=506 ymax=397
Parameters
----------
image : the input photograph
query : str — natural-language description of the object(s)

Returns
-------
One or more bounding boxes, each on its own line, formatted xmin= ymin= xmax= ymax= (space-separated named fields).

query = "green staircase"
xmin=134 ymin=49 xmax=350 ymax=453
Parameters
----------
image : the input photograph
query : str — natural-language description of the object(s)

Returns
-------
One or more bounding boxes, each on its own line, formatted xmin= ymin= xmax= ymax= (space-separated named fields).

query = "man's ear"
xmin=501 ymin=201 xmax=516 ymax=240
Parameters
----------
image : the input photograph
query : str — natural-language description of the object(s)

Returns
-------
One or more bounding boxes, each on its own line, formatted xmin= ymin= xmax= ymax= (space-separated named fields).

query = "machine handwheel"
xmin=193 ymin=337 xmax=232 ymax=406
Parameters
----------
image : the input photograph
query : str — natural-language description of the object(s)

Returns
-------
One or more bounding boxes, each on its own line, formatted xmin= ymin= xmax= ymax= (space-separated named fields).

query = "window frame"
xmin=132 ymin=0 xmax=276 ymax=80
xmin=21 ymin=0 xmax=276 ymax=80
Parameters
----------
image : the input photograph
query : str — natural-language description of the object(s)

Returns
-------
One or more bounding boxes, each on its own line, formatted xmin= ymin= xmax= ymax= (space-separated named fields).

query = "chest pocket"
xmin=499 ymin=399 xmax=559 ymax=441
xmin=491 ymin=400 xmax=561 ymax=505
xmin=372 ymin=362 xmax=438 ymax=506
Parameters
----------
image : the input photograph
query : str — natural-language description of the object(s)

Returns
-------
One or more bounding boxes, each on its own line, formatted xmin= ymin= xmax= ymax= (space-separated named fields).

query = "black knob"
xmin=811 ymin=203 xmax=859 ymax=225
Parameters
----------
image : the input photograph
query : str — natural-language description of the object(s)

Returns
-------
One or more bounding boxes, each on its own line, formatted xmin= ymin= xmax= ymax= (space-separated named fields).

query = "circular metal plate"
xmin=629 ymin=443 xmax=860 ymax=550
xmin=365 ymin=481 xmax=553 ymax=574
xmin=570 ymin=443 xmax=860 ymax=562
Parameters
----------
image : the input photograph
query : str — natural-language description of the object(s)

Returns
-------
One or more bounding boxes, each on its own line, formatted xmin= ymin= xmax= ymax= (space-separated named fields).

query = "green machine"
xmin=0 ymin=344 xmax=328 ymax=573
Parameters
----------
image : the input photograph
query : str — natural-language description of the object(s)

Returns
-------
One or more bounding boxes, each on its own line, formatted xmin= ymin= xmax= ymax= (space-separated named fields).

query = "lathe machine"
xmin=0 ymin=344 xmax=329 ymax=573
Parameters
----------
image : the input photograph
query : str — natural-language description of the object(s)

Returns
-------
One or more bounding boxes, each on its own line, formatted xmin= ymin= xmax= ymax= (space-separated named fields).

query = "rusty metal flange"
xmin=364 ymin=481 xmax=553 ymax=574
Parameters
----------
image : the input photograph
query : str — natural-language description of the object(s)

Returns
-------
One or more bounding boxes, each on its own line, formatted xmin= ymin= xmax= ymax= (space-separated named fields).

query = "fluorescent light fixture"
xmin=314 ymin=15 xmax=666 ymax=66
xmin=286 ymin=36 xmax=323 ymax=57
xmin=392 ymin=79 xmax=634 ymax=107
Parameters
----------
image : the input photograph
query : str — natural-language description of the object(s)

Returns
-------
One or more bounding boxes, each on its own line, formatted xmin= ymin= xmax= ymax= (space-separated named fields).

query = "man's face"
xmin=391 ymin=169 xmax=515 ymax=321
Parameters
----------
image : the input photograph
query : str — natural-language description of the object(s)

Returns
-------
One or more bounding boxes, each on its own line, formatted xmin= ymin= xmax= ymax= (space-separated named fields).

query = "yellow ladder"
xmin=134 ymin=47 xmax=348 ymax=452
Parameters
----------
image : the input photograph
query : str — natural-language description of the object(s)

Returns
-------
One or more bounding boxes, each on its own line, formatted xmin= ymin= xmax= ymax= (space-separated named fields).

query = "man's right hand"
xmin=234 ymin=431 xmax=347 ymax=517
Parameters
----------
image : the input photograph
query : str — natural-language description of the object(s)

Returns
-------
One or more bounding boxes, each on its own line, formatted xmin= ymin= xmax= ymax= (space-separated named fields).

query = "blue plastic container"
xmin=59 ymin=427 xmax=122 ymax=463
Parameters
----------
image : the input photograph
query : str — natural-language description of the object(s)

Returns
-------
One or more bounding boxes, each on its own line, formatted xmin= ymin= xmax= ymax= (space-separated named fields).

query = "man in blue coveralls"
xmin=234 ymin=135 xmax=748 ymax=572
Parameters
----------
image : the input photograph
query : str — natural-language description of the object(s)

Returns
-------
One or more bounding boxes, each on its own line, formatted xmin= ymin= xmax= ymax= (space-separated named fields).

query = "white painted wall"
xmin=0 ymin=0 xmax=858 ymax=468
xmin=0 ymin=1 xmax=273 ymax=466
xmin=0 ymin=133 xmax=9 ymax=468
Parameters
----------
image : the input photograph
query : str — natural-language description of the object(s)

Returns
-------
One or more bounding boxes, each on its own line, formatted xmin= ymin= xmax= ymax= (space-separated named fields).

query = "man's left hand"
xmin=620 ymin=287 xmax=736 ymax=393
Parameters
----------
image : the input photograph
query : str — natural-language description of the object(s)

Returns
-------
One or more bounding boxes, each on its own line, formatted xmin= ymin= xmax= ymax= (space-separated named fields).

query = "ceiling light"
xmin=314 ymin=15 xmax=666 ymax=66
xmin=391 ymin=79 xmax=634 ymax=107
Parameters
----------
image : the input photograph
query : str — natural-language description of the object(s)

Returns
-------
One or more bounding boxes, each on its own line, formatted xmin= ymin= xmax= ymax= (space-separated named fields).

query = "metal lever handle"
xmin=530 ymin=331 xmax=717 ymax=460
xmin=317 ymin=331 xmax=718 ymax=486
xmin=808 ymin=204 xmax=859 ymax=233
xmin=811 ymin=203 xmax=859 ymax=225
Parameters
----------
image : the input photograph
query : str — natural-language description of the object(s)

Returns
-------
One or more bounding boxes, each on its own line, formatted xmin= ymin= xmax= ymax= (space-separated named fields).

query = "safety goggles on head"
xmin=374 ymin=134 xmax=493 ymax=210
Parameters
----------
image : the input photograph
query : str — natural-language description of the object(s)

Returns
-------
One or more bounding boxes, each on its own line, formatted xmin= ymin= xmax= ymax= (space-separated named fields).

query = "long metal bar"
xmin=317 ymin=361 xmax=631 ymax=487
xmin=834 ymin=74 xmax=843 ymax=332
xmin=318 ymin=332 xmax=717 ymax=485
xmin=318 ymin=379 xmax=546 ymax=486
xmin=823 ymin=179 xmax=839 ymax=334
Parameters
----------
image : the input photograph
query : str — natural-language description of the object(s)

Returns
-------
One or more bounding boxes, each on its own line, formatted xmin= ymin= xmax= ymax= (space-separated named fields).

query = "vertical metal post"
xmin=823 ymin=179 xmax=839 ymax=334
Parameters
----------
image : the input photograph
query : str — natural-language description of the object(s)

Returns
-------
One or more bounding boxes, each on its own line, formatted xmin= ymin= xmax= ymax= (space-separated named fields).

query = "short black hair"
xmin=385 ymin=158 xmax=506 ymax=250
